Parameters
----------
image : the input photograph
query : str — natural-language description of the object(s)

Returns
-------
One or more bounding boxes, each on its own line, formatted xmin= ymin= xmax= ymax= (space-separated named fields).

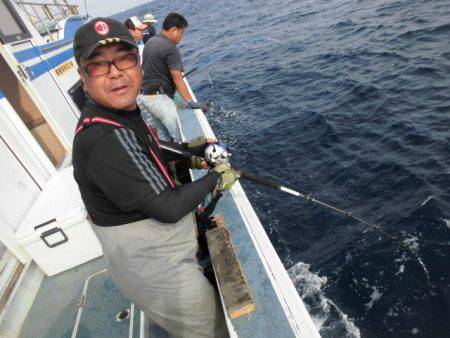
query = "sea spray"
xmin=288 ymin=262 xmax=361 ymax=338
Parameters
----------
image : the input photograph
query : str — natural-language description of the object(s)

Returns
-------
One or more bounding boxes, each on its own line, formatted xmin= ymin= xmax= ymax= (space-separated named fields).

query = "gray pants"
xmin=137 ymin=93 xmax=182 ymax=142
xmin=91 ymin=214 xmax=228 ymax=338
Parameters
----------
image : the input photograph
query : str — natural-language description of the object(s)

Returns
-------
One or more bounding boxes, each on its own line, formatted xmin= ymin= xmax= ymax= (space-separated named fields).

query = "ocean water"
xmin=114 ymin=0 xmax=450 ymax=336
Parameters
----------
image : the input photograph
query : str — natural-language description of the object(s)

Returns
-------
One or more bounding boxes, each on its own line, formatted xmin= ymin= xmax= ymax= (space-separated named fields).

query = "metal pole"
xmin=54 ymin=0 xmax=64 ymax=20
xmin=31 ymin=4 xmax=54 ymax=41
xmin=83 ymin=0 xmax=88 ymax=17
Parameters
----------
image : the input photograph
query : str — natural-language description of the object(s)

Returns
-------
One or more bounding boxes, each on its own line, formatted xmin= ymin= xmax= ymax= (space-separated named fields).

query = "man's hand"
xmin=212 ymin=163 xmax=240 ymax=191
xmin=185 ymin=100 xmax=210 ymax=113
xmin=190 ymin=156 xmax=209 ymax=170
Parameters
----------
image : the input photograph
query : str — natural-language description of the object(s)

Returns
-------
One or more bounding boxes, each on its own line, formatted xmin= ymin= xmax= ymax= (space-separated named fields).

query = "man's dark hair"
xmin=162 ymin=13 xmax=188 ymax=30
xmin=124 ymin=19 xmax=135 ymax=30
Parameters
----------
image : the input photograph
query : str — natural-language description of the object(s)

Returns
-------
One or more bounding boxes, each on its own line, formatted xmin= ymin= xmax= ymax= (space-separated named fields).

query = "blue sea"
xmin=114 ymin=0 xmax=450 ymax=337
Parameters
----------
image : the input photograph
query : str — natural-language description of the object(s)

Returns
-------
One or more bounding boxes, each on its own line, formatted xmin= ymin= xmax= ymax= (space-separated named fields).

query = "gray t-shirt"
xmin=142 ymin=34 xmax=183 ymax=98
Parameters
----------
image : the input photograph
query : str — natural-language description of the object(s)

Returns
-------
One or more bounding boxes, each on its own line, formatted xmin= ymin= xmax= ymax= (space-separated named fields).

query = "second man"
xmin=140 ymin=13 xmax=209 ymax=141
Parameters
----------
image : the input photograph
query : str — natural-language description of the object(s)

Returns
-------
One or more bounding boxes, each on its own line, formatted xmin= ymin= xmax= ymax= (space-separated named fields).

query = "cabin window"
xmin=68 ymin=80 xmax=88 ymax=112
xmin=0 ymin=0 xmax=31 ymax=43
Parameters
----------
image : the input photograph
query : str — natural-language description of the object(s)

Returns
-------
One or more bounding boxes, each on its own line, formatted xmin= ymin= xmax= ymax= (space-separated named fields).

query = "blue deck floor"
xmin=19 ymin=258 xmax=141 ymax=338
xmin=179 ymin=107 xmax=296 ymax=338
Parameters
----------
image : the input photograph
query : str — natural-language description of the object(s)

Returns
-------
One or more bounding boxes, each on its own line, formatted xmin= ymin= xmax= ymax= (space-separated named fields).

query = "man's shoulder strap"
xmin=75 ymin=116 xmax=124 ymax=135
xmin=75 ymin=114 xmax=175 ymax=188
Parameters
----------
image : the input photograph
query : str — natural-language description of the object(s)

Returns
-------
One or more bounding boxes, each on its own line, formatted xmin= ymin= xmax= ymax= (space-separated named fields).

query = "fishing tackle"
xmin=161 ymin=140 xmax=431 ymax=285
xmin=238 ymin=170 xmax=431 ymax=286
xmin=203 ymin=142 xmax=231 ymax=164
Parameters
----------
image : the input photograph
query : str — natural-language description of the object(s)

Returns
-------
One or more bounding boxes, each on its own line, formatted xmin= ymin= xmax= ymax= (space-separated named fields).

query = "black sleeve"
xmin=87 ymin=128 xmax=170 ymax=212
xmin=159 ymin=139 xmax=191 ymax=162
xmin=137 ymin=171 xmax=220 ymax=223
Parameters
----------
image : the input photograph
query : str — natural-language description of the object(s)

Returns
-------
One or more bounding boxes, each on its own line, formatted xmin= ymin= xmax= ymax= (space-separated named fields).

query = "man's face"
xmin=135 ymin=28 xmax=144 ymax=41
xmin=169 ymin=27 xmax=186 ymax=45
xmin=78 ymin=43 xmax=142 ymax=111
xmin=128 ymin=27 xmax=144 ymax=43
xmin=135 ymin=24 xmax=148 ymax=42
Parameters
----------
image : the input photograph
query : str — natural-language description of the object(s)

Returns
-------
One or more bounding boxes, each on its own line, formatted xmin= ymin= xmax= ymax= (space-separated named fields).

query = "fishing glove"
xmin=190 ymin=156 xmax=208 ymax=170
xmin=185 ymin=100 xmax=210 ymax=113
xmin=187 ymin=136 xmax=217 ymax=156
xmin=213 ymin=163 xmax=240 ymax=191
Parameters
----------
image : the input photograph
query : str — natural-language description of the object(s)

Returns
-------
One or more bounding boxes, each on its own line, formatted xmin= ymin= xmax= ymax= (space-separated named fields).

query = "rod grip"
xmin=159 ymin=144 xmax=193 ymax=160
xmin=239 ymin=171 xmax=281 ymax=190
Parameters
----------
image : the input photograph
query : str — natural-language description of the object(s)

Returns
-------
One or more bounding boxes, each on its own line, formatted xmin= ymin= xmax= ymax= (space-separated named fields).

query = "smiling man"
xmin=71 ymin=18 xmax=234 ymax=337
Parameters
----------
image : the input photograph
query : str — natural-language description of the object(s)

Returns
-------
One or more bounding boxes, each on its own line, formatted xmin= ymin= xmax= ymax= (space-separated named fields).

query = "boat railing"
xmin=15 ymin=0 xmax=80 ymax=41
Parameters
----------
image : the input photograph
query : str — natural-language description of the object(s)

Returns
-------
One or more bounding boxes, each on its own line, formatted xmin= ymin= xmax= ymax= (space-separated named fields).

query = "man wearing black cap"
xmin=72 ymin=17 xmax=235 ymax=337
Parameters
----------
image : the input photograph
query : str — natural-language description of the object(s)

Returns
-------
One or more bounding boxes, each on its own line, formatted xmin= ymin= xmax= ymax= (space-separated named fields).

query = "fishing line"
xmin=192 ymin=70 xmax=430 ymax=285
xmin=192 ymin=64 xmax=431 ymax=286
xmin=207 ymin=72 xmax=216 ymax=115
xmin=162 ymin=125 xmax=431 ymax=285
xmin=246 ymin=163 xmax=295 ymax=188
xmin=238 ymin=166 xmax=431 ymax=286
xmin=206 ymin=71 xmax=239 ymax=118
xmin=207 ymin=73 xmax=215 ymax=90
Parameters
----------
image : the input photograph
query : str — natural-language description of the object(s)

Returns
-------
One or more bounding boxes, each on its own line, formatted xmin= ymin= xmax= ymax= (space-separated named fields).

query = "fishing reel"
xmin=204 ymin=142 xmax=231 ymax=165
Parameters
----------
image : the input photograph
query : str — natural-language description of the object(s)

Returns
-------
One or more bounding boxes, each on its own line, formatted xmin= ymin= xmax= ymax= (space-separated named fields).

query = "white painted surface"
xmin=0 ymin=81 xmax=55 ymax=262
xmin=0 ymin=96 xmax=55 ymax=186
xmin=1 ymin=41 xmax=72 ymax=151
xmin=0 ymin=139 xmax=41 ymax=232
xmin=26 ymin=51 xmax=79 ymax=144
xmin=16 ymin=167 xmax=102 ymax=276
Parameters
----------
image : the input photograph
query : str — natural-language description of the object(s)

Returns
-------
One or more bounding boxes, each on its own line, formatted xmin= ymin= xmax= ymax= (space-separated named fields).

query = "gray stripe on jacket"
xmin=114 ymin=128 xmax=162 ymax=194
xmin=127 ymin=129 xmax=168 ymax=189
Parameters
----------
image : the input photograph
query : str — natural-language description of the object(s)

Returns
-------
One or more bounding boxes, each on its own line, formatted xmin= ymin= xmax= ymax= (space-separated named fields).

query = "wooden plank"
xmin=0 ymin=56 xmax=43 ymax=127
xmin=30 ymin=122 xmax=66 ymax=166
xmin=206 ymin=215 xmax=256 ymax=319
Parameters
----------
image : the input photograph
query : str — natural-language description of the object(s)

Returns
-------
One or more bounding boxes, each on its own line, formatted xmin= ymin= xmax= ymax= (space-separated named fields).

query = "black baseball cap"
xmin=73 ymin=17 xmax=137 ymax=64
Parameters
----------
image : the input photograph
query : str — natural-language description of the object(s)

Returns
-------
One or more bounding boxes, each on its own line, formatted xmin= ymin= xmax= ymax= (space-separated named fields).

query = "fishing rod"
xmin=183 ymin=67 xmax=198 ymax=78
xmin=238 ymin=170 xmax=431 ymax=286
xmin=161 ymin=140 xmax=431 ymax=285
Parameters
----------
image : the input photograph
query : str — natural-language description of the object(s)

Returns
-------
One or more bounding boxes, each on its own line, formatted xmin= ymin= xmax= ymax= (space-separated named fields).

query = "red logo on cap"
xmin=94 ymin=21 xmax=110 ymax=35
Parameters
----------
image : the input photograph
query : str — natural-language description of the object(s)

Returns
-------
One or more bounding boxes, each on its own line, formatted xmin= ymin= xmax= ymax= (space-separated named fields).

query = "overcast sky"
xmin=72 ymin=0 xmax=151 ymax=17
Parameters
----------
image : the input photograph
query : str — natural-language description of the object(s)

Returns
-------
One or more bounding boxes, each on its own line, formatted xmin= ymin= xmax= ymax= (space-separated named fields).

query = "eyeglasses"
xmin=81 ymin=53 xmax=139 ymax=77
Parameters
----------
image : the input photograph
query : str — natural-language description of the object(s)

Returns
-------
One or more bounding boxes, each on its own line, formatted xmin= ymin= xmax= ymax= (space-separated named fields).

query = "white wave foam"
xmin=395 ymin=264 xmax=405 ymax=275
xmin=402 ymin=235 xmax=419 ymax=250
xmin=267 ymin=37 xmax=281 ymax=43
xmin=395 ymin=252 xmax=408 ymax=263
xmin=288 ymin=262 xmax=361 ymax=338
xmin=443 ymin=218 xmax=450 ymax=231
xmin=421 ymin=195 xmax=434 ymax=206
xmin=365 ymin=286 xmax=383 ymax=310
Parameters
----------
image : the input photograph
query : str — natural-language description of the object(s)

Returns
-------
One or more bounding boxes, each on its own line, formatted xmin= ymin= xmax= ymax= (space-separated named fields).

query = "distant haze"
xmin=72 ymin=0 xmax=151 ymax=17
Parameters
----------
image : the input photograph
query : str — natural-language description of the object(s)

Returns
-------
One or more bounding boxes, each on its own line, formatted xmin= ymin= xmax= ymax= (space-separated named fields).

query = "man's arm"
xmin=89 ymin=128 xmax=218 ymax=222
xmin=171 ymin=69 xmax=192 ymax=102
xmin=137 ymin=171 xmax=219 ymax=223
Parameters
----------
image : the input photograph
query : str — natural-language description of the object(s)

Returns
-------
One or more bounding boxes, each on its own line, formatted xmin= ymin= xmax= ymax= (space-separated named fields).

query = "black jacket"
xmin=72 ymin=99 xmax=219 ymax=226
